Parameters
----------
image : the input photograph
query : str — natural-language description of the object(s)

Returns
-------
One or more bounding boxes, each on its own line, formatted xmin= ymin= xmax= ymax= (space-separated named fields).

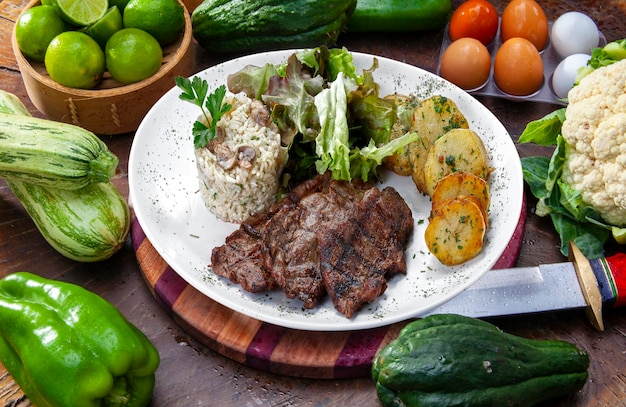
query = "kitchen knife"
xmin=422 ymin=242 xmax=625 ymax=331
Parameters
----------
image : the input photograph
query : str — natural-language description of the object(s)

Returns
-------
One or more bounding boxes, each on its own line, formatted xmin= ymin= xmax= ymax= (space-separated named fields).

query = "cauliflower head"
xmin=561 ymin=58 xmax=626 ymax=226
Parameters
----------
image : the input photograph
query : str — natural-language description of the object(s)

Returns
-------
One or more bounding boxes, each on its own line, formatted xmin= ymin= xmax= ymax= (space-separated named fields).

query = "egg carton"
xmin=436 ymin=21 xmax=607 ymax=106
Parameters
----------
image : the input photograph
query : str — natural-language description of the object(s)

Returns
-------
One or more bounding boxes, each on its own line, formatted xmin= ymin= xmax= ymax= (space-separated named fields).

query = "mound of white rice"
xmin=195 ymin=94 xmax=286 ymax=223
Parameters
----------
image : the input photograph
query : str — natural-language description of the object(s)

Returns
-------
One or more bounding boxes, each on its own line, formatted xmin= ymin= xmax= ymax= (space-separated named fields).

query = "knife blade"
xmin=422 ymin=242 xmax=625 ymax=331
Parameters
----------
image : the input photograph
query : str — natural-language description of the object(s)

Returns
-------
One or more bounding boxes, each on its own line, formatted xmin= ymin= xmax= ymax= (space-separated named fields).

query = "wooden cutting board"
xmin=130 ymin=200 xmax=526 ymax=379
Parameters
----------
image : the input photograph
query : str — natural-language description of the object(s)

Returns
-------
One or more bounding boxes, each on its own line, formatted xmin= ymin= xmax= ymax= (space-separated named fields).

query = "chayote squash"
xmin=191 ymin=0 xmax=357 ymax=53
xmin=372 ymin=314 xmax=590 ymax=407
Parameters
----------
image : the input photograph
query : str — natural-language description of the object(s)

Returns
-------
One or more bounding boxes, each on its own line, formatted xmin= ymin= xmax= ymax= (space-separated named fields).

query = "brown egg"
xmin=501 ymin=0 xmax=549 ymax=51
xmin=440 ymin=37 xmax=491 ymax=91
xmin=494 ymin=37 xmax=544 ymax=96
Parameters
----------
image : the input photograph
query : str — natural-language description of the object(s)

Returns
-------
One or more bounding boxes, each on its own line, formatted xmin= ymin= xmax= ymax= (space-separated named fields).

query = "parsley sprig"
xmin=175 ymin=76 xmax=232 ymax=149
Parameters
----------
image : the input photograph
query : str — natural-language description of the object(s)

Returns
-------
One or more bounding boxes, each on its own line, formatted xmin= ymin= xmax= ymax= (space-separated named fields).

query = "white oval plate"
xmin=129 ymin=50 xmax=523 ymax=332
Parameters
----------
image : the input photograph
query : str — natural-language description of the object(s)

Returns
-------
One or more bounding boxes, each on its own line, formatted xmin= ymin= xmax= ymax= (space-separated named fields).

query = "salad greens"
xmin=227 ymin=46 xmax=417 ymax=184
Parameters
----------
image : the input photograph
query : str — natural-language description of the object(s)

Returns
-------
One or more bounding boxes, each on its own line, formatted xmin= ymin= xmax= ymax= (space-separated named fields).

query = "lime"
xmin=81 ymin=6 xmax=123 ymax=48
xmin=15 ymin=5 xmax=67 ymax=62
xmin=122 ymin=0 xmax=185 ymax=45
xmin=44 ymin=31 xmax=105 ymax=89
xmin=105 ymin=28 xmax=163 ymax=84
xmin=51 ymin=0 xmax=108 ymax=27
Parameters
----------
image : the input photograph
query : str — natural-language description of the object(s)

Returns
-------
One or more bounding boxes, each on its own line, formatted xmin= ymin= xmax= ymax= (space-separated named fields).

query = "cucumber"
xmin=0 ymin=112 xmax=118 ymax=190
xmin=191 ymin=0 xmax=357 ymax=53
xmin=7 ymin=179 xmax=130 ymax=262
xmin=0 ymin=90 xmax=130 ymax=262
xmin=347 ymin=0 xmax=452 ymax=32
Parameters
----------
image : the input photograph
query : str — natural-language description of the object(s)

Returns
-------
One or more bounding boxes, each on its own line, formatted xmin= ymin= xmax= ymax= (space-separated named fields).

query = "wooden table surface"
xmin=1 ymin=0 xmax=626 ymax=405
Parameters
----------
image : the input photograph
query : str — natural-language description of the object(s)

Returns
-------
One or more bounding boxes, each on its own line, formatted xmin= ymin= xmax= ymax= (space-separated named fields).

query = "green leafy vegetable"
xmin=261 ymin=53 xmax=325 ymax=143
xmin=225 ymin=46 xmax=399 ymax=185
xmin=227 ymin=63 xmax=280 ymax=100
xmin=314 ymin=72 xmax=354 ymax=180
xmin=575 ymin=39 xmax=626 ymax=84
xmin=519 ymin=119 xmax=614 ymax=258
xmin=296 ymin=47 xmax=361 ymax=83
xmin=520 ymin=155 xmax=550 ymax=200
xmin=175 ymin=76 xmax=232 ymax=149
xmin=348 ymin=59 xmax=397 ymax=145
xmin=518 ymin=109 xmax=565 ymax=145
xmin=520 ymin=154 xmax=609 ymax=258
xmin=349 ymin=132 xmax=419 ymax=181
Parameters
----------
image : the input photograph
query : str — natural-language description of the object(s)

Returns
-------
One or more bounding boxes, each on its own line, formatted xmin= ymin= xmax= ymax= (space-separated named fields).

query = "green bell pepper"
xmin=0 ymin=272 xmax=160 ymax=407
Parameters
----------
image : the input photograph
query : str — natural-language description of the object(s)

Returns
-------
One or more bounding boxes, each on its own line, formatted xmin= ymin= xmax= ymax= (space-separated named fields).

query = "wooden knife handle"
xmin=589 ymin=253 xmax=626 ymax=308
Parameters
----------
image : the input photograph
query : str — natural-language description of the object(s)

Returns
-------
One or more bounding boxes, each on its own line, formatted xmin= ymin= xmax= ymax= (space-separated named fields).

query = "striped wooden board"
xmin=130 ymin=200 xmax=526 ymax=379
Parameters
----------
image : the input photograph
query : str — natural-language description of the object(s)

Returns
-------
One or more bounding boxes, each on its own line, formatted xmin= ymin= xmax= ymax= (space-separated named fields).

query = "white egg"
xmin=551 ymin=53 xmax=591 ymax=99
xmin=551 ymin=12 xmax=600 ymax=58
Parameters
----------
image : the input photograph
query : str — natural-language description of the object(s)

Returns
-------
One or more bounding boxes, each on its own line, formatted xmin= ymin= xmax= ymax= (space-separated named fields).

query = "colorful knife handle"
xmin=589 ymin=253 xmax=626 ymax=308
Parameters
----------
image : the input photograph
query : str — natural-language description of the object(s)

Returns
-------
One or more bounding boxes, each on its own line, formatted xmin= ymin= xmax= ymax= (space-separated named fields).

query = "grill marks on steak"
xmin=210 ymin=174 xmax=333 ymax=293
xmin=262 ymin=179 xmax=369 ymax=309
xmin=210 ymin=173 xmax=414 ymax=318
xmin=318 ymin=187 xmax=414 ymax=318
xmin=209 ymin=210 xmax=277 ymax=293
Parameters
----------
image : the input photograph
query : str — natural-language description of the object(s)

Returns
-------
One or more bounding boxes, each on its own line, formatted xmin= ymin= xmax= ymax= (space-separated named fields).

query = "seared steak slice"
xmin=210 ymin=173 xmax=335 ymax=293
xmin=210 ymin=211 xmax=277 ymax=293
xmin=318 ymin=187 xmax=414 ymax=318
xmin=210 ymin=228 xmax=273 ymax=293
xmin=261 ymin=204 xmax=324 ymax=308
xmin=262 ymin=179 xmax=369 ymax=308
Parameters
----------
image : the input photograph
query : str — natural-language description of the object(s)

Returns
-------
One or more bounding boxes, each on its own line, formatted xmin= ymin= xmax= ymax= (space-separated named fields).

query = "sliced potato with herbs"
xmin=423 ymin=128 xmax=491 ymax=197
xmin=432 ymin=171 xmax=491 ymax=225
xmin=425 ymin=195 xmax=487 ymax=266
xmin=407 ymin=95 xmax=469 ymax=193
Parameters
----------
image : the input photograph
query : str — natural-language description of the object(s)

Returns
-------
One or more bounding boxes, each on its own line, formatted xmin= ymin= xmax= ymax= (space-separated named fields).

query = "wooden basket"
xmin=12 ymin=0 xmax=196 ymax=135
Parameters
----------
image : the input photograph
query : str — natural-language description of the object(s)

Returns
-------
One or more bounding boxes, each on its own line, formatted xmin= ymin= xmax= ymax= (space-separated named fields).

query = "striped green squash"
xmin=1 ymin=89 xmax=130 ymax=262
xmin=7 ymin=179 xmax=130 ymax=262
xmin=0 ymin=90 xmax=30 ymax=116
xmin=0 ymin=112 xmax=118 ymax=190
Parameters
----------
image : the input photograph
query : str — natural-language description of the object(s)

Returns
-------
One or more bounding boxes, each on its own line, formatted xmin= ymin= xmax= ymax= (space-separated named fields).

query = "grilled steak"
xmin=317 ymin=186 xmax=414 ymax=318
xmin=262 ymin=177 xmax=370 ymax=309
xmin=209 ymin=210 xmax=277 ymax=293
xmin=210 ymin=174 xmax=335 ymax=292
xmin=210 ymin=173 xmax=414 ymax=318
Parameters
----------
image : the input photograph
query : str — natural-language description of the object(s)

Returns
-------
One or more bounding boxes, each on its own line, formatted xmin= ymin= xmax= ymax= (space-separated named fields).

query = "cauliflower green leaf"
xmin=521 ymin=135 xmax=612 ymax=258
xmin=518 ymin=108 xmax=565 ymax=146
xmin=575 ymin=39 xmax=626 ymax=84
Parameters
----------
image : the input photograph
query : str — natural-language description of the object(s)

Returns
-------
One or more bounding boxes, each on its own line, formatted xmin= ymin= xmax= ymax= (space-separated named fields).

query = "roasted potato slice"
xmin=425 ymin=196 xmax=487 ymax=266
xmin=432 ymin=172 xmax=491 ymax=225
xmin=407 ymin=95 xmax=469 ymax=193
xmin=423 ymin=128 xmax=492 ymax=197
